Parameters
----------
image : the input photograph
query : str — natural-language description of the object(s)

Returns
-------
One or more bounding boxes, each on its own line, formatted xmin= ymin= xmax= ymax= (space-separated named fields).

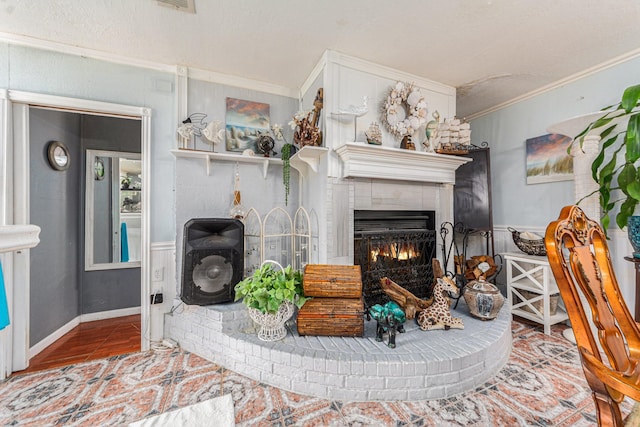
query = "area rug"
xmin=129 ymin=394 xmax=234 ymax=427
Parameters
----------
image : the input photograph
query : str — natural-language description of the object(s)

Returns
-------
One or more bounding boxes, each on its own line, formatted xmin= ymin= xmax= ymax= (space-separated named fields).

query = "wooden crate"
xmin=303 ymin=264 xmax=362 ymax=298
xmin=297 ymin=297 xmax=364 ymax=337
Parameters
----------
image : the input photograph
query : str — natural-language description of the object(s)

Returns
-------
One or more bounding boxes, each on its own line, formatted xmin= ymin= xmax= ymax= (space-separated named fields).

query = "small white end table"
xmin=504 ymin=252 xmax=569 ymax=335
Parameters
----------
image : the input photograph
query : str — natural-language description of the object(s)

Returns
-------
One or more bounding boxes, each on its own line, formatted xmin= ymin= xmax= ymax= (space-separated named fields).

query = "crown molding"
xmin=468 ymin=47 xmax=640 ymax=121
xmin=0 ymin=32 xmax=175 ymax=73
xmin=187 ymin=67 xmax=298 ymax=99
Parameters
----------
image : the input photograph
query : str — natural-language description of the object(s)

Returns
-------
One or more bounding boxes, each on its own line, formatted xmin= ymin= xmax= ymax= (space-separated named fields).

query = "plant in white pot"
xmin=234 ymin=261 xmax=308 ymax=341
xmin=576 ymin=84 xmax=640 ymax=250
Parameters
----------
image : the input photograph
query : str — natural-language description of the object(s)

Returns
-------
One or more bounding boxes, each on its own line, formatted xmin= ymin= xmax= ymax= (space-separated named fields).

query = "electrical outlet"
xmin=150 ymin=293 xmax=163 ymax=304
xmin=152 ymin=266 xmax=164 ymax=282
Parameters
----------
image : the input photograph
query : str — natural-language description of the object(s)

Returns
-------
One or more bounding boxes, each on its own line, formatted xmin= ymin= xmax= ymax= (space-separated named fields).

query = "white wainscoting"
xmin=493 ymin=225 xmax=635 ymax=315
xmin=150 ymin=241 xmax=177 ymax=343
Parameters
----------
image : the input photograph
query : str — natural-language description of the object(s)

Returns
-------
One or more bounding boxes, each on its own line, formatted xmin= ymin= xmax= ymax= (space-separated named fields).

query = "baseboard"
xmin=79 ymin=306 xmax=141 ymax=323
xmin=29 ymin=306 xmax=141 ymax=359
xmin=29 ymin=317 xmax=80 ymax=359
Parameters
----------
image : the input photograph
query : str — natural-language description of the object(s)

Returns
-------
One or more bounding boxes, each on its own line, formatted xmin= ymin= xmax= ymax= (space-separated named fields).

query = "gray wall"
xmin=29 ymin=108 xmax=82 ymax=345
xmin=80 ymin=115 xmax=141 ymax=314
xmin=29 ymin=109 xmax=142 ymax=346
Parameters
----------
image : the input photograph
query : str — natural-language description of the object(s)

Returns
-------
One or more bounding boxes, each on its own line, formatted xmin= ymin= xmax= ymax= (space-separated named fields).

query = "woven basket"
xmin=508 ymin=227 xmax=546 ymax=256
xmin=516 ymin=290 xmax=559 ymax=316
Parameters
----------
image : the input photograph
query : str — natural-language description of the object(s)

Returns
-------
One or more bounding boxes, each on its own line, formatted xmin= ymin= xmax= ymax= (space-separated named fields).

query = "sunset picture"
xmin=525 ymin=133 xmax=573 ymax=184
xmin=225 ymin=98 xmax=270 ymax=152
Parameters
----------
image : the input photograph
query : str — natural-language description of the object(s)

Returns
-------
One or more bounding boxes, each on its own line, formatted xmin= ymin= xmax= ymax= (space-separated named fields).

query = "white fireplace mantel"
xmin=335 ymin=143 xmax=471 ymax=184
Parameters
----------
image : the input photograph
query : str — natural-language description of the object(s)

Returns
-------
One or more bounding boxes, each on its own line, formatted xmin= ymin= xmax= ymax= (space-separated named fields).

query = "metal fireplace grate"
xmin=354 ymin=211 xmax=436 ymax=308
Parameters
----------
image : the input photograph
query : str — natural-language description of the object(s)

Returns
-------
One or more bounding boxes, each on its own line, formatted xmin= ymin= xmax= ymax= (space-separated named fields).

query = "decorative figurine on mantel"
xmin=400 ymin=135 xmax=416 ymax=150
xmin=423 ymin=111 xmax=441 ymax=153
xmin=365 ymin=122 xmax=382 ymax=145
xmin=435 ymin=117 xmax=471 ymax=155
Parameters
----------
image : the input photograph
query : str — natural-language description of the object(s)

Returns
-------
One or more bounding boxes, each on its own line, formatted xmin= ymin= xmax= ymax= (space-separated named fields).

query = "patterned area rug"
xmin=0 ymin=320 xmax=634 ymax=426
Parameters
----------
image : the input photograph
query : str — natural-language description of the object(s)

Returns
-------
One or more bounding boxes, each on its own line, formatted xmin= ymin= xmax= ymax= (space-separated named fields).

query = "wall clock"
xmin=47 ymin=141 xmax=70 ymax=171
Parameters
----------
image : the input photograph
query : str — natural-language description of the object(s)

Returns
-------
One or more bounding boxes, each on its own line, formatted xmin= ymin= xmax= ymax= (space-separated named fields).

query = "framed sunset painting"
xmin=525 ymin=133 xmax=573 ymax=184
xmin=225 ymin=98 xmax=270 ymax=152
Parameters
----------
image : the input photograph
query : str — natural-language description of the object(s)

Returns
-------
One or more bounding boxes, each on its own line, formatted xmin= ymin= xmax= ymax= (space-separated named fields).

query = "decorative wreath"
xmin=381 ymin=81 xmax=428 ymax=138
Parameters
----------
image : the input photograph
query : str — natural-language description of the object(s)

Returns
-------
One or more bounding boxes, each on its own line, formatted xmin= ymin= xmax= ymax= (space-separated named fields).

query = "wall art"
xmin=525 ymin=133 xmax=573 ymax=184
xmin=225 ymin=98 xmax=270 ymax=152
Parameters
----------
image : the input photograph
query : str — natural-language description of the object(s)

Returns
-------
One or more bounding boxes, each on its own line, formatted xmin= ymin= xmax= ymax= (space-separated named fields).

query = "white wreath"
xmin=382 ymin=81 xmax=428 ymax=138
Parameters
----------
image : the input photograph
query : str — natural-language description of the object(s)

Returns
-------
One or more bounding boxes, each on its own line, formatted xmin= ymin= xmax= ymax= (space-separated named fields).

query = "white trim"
xmin=187 ymin=67 xmax=298 ymax=99
xmin=0 ymin=225 xmax=40 ymax=252
xmin=468 ymin=47 xmax=640 ymax=120
xmin=28 ymin=317 xmax=79 ymax=359
xmin=6 ymin=90 xmax=152 ymax=367
xmin=0 ymin=32 xmax=175 ymax=73
xmin=300 ymin=52 xmax=327 ymax=101
xmin=151 ymin=241 xmax=177 ymax=251
xmin=79 ymin=306 xmax=141 ymax=323
xmin=28 ymin=307 xmax=141 ymax=359
xmin=8 ymin=91 xmax=148 ymax=118
xmin=326 ymin=50 xmax=456 ymax=97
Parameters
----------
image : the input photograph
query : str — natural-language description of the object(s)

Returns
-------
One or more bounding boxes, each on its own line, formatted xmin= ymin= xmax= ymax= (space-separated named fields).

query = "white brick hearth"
xmin=164 ymin=298 xmax=511 ymax=401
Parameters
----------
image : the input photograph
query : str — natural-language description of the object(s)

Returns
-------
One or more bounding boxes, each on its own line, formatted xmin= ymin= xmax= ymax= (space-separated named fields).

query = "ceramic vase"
xmin=628 ymin=216 xmax=640 ymax=258
xmin=463 ymin=280 xmax=504 ymax=320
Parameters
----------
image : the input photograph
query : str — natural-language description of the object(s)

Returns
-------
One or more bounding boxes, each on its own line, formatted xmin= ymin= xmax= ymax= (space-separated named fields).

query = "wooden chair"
xmin=545 ymin=205 xmax=640 ymax=426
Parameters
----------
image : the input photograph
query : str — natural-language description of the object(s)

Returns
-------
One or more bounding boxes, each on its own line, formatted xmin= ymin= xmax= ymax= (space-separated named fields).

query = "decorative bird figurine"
xmin=338 ymin=96 xmax=369 ymax=117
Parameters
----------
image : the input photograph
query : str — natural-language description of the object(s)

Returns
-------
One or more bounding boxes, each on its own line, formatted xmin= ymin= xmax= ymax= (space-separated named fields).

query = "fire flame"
xmin=370 ymin=243 xmax=420 ymax=262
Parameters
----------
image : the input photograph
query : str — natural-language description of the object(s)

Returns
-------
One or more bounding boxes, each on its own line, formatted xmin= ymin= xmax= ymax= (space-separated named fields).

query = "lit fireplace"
xmin=354 ymin=210 xmax=436 ymax=307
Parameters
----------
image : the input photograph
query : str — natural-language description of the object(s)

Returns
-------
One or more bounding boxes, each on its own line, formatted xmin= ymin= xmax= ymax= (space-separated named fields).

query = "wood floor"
xmin=15 ymin=314 xmax=141 ymax=374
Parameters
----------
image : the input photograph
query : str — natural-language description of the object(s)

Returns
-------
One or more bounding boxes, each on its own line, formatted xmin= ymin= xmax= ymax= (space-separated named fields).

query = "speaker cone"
xmin=192 ymin=255 xmax=233 ymax=293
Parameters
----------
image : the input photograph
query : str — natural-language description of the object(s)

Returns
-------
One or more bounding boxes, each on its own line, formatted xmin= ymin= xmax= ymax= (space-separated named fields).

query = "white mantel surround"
xmin=301 ymin=143 xmax=471 ymax=266
xmin=335 ymin=143 xmax=471 ymax=184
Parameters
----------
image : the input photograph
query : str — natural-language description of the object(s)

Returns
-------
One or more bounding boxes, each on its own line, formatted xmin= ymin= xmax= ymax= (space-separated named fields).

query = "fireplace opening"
xmin=354 ymin=210 xmax=437 ymax=308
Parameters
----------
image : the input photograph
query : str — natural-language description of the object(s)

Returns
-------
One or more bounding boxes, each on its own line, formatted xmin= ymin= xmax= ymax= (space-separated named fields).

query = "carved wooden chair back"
xmin=545 ymin=205 xmax=640 ymax=426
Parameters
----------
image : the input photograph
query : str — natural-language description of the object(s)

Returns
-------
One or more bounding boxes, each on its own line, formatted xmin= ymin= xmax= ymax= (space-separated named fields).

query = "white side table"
xmin=504 ymin=252 xmax=569 ymax=335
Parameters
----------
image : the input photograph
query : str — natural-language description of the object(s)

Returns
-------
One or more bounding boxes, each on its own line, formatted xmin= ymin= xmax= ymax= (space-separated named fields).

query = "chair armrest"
xmin=580 ymin=347 xmax=640 ymax=401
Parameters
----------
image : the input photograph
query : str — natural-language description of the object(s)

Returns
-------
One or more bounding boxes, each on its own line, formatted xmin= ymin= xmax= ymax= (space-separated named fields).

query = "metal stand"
xmin=440 ymin=222 xmax=502 ymax=308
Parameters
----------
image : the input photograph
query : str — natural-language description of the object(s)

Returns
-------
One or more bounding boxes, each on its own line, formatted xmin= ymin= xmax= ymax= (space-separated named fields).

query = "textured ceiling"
xmin=2 ymin=0 xmax=640 ymax=118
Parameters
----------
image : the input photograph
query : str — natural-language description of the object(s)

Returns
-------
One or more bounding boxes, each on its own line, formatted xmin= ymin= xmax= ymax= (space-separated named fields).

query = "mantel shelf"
xmin=334 ymin=142 xmax=471 ymax=184
xmin=0 ymin=225 xmax=41 ymax=253
xmin=289 ymin=146 xmax=329 ymax=178
xmin=170 ymin=149 xmax=282 ymax=178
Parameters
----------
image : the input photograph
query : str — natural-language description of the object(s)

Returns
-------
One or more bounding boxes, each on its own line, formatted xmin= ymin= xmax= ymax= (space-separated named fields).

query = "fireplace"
xmin=354 ymin=210 xmax=436 ymax=307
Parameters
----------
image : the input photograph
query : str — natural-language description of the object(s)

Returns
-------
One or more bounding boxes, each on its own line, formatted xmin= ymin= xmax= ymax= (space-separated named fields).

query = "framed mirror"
xmin=85 ymin=149 xmax=142 ymax=271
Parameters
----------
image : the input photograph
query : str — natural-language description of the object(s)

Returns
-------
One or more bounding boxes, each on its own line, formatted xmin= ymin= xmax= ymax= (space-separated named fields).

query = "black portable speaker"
xmin=181 ymin=218 xmax=244 ymax=305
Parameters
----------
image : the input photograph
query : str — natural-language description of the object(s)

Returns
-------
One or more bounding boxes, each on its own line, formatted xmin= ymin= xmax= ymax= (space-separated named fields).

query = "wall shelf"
xmin=170 ymin=149 xmax=282 ymax=178
xmin=289 ymin=146 xmax=329 ymax=178
xmin=0 ymin=225 xmax=41 ymax=253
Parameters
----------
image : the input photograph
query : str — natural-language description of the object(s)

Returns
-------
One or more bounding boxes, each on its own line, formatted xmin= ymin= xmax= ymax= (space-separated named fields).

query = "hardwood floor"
xmin=15 ymin=314 xmax=141 ymax=374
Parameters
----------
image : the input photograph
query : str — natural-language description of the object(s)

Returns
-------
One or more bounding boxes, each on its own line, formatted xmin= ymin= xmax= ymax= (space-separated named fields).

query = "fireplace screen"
xmin=354 ymin=210 xmax=436 ymax=307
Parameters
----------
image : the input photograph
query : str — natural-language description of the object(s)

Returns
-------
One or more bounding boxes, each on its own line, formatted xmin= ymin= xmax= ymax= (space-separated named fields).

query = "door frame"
xmin=1 ymin=90 xmax=151 ymax=373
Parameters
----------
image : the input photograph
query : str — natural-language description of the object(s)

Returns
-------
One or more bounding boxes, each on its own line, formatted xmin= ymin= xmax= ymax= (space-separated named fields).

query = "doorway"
xmin=5 ymin=91 xmax=151 ymax=373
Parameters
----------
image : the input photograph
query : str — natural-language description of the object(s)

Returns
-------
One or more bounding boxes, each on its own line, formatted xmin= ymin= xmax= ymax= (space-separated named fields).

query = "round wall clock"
xmin=47 ymin=141 xmax=70 ymax=171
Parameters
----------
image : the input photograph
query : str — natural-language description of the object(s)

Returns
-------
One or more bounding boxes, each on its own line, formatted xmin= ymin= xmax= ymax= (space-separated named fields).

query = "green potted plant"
xmin=272 ymin=124 xmax=297 ymax=205
xmin=576 ymin=83 xmax=640 ymax=233
xmin=234 ymin=261 xmax=308 ymax=341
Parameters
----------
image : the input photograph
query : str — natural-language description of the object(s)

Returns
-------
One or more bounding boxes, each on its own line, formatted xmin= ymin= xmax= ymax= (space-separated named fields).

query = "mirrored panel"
xmin=85 ymin=149 xmax=142 ymax=271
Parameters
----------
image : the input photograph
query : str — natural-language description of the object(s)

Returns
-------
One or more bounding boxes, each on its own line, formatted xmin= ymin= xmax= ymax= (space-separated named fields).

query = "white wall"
xmin=471 ymin=55 xmax=640 ymax=311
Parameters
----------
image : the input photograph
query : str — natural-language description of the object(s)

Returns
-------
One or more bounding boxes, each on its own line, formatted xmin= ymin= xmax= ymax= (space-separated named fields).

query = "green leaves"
xmin=234 ymin=262 xmax=308 ymax=313
xmin=622 ymin=84 xmax=640 ymax=113
xmin=587 ymin=84 xmax=640 ymax=235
